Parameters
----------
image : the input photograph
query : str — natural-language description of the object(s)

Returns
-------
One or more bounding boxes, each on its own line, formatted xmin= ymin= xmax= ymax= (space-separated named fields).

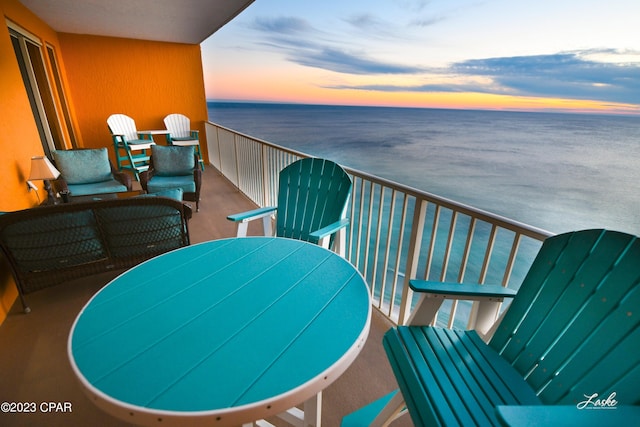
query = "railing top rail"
xmin=208 ymin=121 xmax=553 ymax=242
xmin=209 ymin=121 xmax=308 ymax=157
xmin=344 ymin=165 xmax=553 ymax=241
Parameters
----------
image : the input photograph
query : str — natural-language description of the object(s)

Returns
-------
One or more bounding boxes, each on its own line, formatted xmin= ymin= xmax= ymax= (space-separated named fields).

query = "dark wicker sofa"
xmin=0 ymin=197 xmax=191 ymax=313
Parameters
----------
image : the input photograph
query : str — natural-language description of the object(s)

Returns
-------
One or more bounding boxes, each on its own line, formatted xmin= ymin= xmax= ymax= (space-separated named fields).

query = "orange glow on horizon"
xmin=208 ymin=89 xmax=640 ymax=116
xmin=206 ymin=70 xmax=640 ymax=116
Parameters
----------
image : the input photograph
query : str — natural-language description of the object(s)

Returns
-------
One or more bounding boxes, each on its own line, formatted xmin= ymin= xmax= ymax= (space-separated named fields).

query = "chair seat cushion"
xmin=147 ymin=176 xmax=195 ymax=194
xmin=152 ymin=145 xmax=195 ymax=176
xmin=68 ymin=180 xmax=128 ymax=196
xmin=128 ymin=139 xmax=154 ymax=145
xmin=139 ymin=188 xmax=184 ymax=202
xmin=54 ymin=148 xmax=113 ymax=184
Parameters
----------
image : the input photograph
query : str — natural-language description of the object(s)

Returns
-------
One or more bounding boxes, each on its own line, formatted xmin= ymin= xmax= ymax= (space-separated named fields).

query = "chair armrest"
xmin=409 ymin=280 xmax=517 ymax=300
xmin=110 ymin=162 xmax=132 ymax=191
xmin=137 ymin=132 xmax=154 ymax=141
xmin=52 ymin=178 xmax=69 ymax=194
xmin=190 ymin=130 xmax=199 ymax=138
xmin=193 ymin=155 xmax=202 ymax=186
xmin=182 ymin=204 xmax=193 ymax=220
xmin=110 ymin=134 xmax=124 ymax=146
xmin=227 ymin=206 xmax=277 ymax=223
xmin=496 ymin=405 xmax=640 ymax=427
xmin=139 ymin=169 xmax=155 ymax=192
xmin=309 ymin=218 xmax=350 ymax=243
xmin=406 ymin=280 xmax=517 ymax=326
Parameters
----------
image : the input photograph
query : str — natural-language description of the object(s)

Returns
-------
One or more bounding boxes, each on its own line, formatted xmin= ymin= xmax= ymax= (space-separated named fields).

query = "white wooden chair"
xmin=107 ymin=114 xmax=154 ymax=181
xmin=163 ymin=113 xmax=204 ymax=170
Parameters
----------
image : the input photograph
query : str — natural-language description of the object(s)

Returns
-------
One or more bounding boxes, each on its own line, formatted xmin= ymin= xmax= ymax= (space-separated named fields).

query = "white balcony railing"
xmin=206 ymin=122 xmax=553 ymax=329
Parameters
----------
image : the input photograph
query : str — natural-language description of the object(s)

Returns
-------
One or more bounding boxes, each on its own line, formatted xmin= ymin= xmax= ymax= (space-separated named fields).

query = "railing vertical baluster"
xmin=458 ymin=217 xmax=477 ymax=282
xmin=443 ymin=216 xmax=476 ymax=329
xmin=424 ymin=204 xmax=440 ymax=281
xmin=370 ymin=185 xmax=385 ymax=306
xmin=441 ymin=211 xmax=458 ymax=281
xmin=502 ymin=233 xmax=522 ymax=286
xmin=479 ymin=224 xmax=498 ymax=284
xmin=261 ymin=143 xmax=269 ymax=207
xmin=443 ymin=212 xmax=460 ymax=328
xmin=388 ymin=194 xmax=409 ymax=319
xmin=362 ymin=181 xmax=375 ymax=279
xmin=466 ymin=232 xmax=523 ymax=330
xmin=398 ymin=197 xmax=427 ymax=325
xmin=378 ymin=189 xmax=397 ymax=311
xmin=233 ymin=131 xmax=240 ymax=189
xmin=464 ymin=225 xmax=499 ymax=329
xmin=355 ymin=178 xmax=366 ymax=270
xmin=347 ymin=175 xmax=357 ymax=266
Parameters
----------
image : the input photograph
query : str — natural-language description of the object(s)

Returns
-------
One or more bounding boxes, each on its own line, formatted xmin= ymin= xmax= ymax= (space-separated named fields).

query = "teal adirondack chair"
xmin=343 ymin=229 xmax=640 ymax=426
xmin=227 ymin=157 xmax=352 ymax=253
xmin=107 ymin=114 xmax=154 ymax=181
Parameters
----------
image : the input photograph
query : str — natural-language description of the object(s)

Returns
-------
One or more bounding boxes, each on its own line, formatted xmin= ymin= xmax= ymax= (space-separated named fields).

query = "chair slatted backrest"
xmin=107 ymin=114 xmax=139 ymax=141
xmin=489 ymin=229 xmax=640 ymax=405
xmin=164 ymin=113 xmax=191 ymax=139
xmin=276 ymin=158 xmax=352 ymax=243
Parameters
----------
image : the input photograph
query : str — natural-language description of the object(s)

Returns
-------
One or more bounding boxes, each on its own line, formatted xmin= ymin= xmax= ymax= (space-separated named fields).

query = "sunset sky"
xmin=201 ymin=0 xmax=640 ymax=114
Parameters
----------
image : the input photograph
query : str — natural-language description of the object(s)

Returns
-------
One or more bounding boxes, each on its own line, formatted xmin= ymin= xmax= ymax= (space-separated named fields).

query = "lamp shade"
xmin=28 ymin=156 xmax=61 ymax=181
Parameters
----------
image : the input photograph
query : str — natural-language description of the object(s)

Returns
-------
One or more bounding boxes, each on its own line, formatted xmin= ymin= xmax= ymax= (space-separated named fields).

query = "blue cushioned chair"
xmin=140 ymin=145 xmax=201 ymax=211
xmin=53 ymin=148 xmax=132 ymax=198
xmin=138 ymin=188 xmax=184 ymax=203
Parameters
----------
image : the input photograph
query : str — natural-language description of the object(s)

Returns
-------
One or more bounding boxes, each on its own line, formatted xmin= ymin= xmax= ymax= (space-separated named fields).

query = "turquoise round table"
xmin=68 ymin=237 xmax=371 ymax=426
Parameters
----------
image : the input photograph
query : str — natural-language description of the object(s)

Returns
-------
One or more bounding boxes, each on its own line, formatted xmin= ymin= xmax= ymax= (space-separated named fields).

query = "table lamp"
xmin=28 ymin=156 xmax=61 ymax=205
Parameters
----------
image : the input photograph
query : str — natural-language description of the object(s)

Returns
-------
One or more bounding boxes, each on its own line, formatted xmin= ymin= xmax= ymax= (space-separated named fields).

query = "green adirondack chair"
xmin=343 ymin=229 xmax=640 ymax=426
xmin=227 ymin=157 xmax=352 ymax=253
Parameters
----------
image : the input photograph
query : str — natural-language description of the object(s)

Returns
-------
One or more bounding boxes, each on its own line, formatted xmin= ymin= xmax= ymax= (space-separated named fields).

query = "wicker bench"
xmin=0 ymin=197 xmax=191 ymax=313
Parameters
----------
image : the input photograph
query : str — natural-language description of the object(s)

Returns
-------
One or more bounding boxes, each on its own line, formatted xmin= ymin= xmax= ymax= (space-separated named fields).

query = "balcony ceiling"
xmin=20 ymin=0 xmax=255 ymax=44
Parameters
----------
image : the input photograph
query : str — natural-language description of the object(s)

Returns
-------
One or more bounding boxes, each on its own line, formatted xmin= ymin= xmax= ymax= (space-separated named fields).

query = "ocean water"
xmin=208 ymin=102 xmax=640 ymax=236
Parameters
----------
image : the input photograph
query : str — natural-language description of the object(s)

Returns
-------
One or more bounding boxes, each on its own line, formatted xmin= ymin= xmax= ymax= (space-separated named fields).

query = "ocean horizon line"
xmin=207 ymin=99 xmax=640 ymax=119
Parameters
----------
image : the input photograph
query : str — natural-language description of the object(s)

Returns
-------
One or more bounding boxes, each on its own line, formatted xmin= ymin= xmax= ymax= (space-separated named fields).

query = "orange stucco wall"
xmin=58 ymin=34 xmax=209 ymax=159
xmin=1 ymin=0 xmax=209 ymax=323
